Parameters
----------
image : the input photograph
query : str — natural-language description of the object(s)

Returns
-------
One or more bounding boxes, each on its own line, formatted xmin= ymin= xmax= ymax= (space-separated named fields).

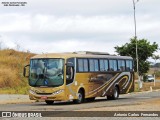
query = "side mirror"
xmin=66 ymin=66 xmax=74 ymax=80
xmin=23 ymin=65 xmax=30 ymax=77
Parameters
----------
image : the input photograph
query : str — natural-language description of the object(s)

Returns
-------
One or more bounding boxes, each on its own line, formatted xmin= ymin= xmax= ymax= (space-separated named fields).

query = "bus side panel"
xmin=74 ymin=72 xmax=119 ymax=98
xmin=126 ymin=72 xmax=134 ymax=93
xmin=65 ymin=73 xmax=90 ymax=100
xmin=66 ymin=71 xmax=134 ymax=100
xmin=118 ymin=72 xmax=134 ymax=94
xmin=100 ymin=72 xmax=135 ymax=96
xmin=86 ymin=72 xmax=119 ymax=98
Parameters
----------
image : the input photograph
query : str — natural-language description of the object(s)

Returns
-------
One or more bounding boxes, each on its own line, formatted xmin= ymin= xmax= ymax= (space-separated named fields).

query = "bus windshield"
xmin=29 ymin=59 xmax=64 ymax=87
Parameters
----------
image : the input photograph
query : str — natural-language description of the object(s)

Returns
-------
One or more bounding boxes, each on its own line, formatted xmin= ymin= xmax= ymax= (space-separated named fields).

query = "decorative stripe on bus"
xmin=88 ymin=73 xmax=119 ymax=94
xmin=102 ymin=72 xmax=131 ymax=96
xmin=126 ymin=75 xmax=133 ymax=93
xmin=86 ymin=73 xmax=120 ymax=97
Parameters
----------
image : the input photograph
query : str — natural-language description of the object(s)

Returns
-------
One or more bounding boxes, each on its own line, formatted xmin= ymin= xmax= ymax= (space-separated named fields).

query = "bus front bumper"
xmin=29 ymin=89 xmax=66 ymax=101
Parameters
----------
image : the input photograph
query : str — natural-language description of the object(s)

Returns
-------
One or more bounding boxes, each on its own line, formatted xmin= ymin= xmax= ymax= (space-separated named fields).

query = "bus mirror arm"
xmin=23 ymin=65 xmax=30 ymax=77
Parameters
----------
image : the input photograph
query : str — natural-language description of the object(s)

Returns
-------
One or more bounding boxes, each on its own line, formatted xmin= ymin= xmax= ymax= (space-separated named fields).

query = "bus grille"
xmin=36 ymin=93 xmax=52 ymax=95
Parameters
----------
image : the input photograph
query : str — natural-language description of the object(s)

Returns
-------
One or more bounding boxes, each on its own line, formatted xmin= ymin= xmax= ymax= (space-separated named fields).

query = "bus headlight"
xmin=29 ymin=90 xmax=35 ymax=95
xmin=52 ymin=89 xmax=64 ymax=95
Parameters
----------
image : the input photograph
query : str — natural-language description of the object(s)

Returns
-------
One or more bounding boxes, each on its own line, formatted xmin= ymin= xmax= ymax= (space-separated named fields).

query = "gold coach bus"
xmin=24 ymin=51 xmax=134 ymax=104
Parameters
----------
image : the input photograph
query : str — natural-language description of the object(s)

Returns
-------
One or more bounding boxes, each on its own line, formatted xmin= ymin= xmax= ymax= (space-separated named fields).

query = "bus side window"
xmin=77 ymin=59 xmax=88 ymax=72
xmin=109 ymin=60 xmax=117 ymax=71
xmin=118 ymin=60 xmax=125 ymax=71
xmin=100 ymin=59 xmax=108 ymax=71
xmin=129 ymin=60 xmax=133 ymax=71
xmin=100 ymin=60 xmax=105 ymax=71
xmin=89 ymin=59 xmax=99 ymax=72
xmin=78 ymin=59 xmax=84 ymax=72
xmin=126 ymin=60 xmax=133 ymax=71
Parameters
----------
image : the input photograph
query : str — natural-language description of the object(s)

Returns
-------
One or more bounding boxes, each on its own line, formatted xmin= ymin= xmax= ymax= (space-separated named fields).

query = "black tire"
xmin=73 ymin=90 xmax=84 ymax=104
xmin=107 ymin=87 xmax=119 ymax=100
xmin=86 ymin=97 xmax=95 ymax=102
xmin=45 ymin=100 xmax=54 ymax=105
xmin=107 ymin=95 xmax=113 ymax=100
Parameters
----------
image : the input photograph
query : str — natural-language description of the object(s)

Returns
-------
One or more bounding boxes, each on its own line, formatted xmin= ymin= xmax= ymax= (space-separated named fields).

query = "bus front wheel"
xmin=73 ymin=90 xmax=84 ymax=104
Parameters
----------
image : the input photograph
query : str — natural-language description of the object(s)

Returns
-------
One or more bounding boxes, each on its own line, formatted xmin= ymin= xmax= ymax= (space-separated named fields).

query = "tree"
xmin=115 ymin=37 xmax=158 ymax=76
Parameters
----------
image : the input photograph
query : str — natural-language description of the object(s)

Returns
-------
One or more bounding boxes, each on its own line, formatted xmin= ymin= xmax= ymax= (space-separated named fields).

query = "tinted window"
xmin=89 ymin=59 xmax=94 ymax=71
xmin=89 ymin=59 xmax=99 ymax=72
xmin=126 ymin=60 xmax=133 ymax=71
xmin=83 ymin=59 xmax=89 ymax=72
xmin=78 ymin=59 xmax=83 ymax=72
xmin=77 ymin=59 xmax=88 ymax=72
xmin=109 ymin=60 xmax=117 ymax=71
xmin=100 ymin=59 xmax=108 ymax=71
xmin=66 ymin=58 xmax=75 ymax=85
xmin=94 ymin=60 xmax=99 ymax=71
xmin=118 ymin=60 xmax=125 ymax=71
xmin=67 ymin=58 xmax=75 ymax=64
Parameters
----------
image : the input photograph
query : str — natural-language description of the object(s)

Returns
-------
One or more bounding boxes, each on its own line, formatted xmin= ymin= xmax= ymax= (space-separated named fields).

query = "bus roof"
xmin=31 ymin=52 xmax=133 ymax=60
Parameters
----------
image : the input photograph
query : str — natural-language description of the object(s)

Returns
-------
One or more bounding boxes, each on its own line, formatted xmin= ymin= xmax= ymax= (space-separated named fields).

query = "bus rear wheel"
xmin=73 ymin=90 xmax=84 ymax=104
xmin=45 ymin=100 xmax=54 ymax=105
xmin=107 ymin=87 xmax=119 ymax=100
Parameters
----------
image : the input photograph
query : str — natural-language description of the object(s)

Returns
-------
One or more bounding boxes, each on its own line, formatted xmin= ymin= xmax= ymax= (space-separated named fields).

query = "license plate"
xmin=41 ymin=96 xmax=47 ymax=100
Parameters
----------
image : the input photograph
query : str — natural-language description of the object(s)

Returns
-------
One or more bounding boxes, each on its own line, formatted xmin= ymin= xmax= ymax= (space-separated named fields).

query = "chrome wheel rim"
xmin=114 ymin=89 xmax=118 ymax=98
xmin=78 ymin=93 xmax=82 ymax=102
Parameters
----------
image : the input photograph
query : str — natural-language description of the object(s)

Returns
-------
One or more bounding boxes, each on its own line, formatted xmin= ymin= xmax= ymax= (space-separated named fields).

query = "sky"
xmin=0 ymin=0 xmax=160 ymax=59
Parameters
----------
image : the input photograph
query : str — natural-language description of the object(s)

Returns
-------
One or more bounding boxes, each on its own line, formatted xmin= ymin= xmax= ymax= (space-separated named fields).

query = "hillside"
xmin=0 ymin=49 xmax=35 ymax=94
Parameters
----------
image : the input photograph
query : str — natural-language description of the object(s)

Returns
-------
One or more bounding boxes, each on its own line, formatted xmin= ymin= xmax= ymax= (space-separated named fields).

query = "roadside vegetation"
xmin=134 ymin=81 xmax=160 ymax=92
xmin=115 ymin=38 xmax=158 ymax=76
xmin=0 ymin=49 xmax=35 ymax=94
xmin=115 ymin=38 xmax=160 ymax=92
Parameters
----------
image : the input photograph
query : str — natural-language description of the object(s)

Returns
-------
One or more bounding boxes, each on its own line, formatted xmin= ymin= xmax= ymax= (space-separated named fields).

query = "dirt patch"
xmin=135 ymin=82 xmax=160 ymax=92
xmin=0 ymin=94 xmax=34 ymax=104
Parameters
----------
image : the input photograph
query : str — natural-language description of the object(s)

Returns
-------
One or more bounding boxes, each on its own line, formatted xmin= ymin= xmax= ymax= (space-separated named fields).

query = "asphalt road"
xmin=0 ymin=91 xmax=159 ymax=111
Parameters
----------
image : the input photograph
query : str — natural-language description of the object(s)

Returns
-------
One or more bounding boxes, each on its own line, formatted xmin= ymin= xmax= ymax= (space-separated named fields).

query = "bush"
xmin=0 ymin=68 xmax=18 ymax=87
xmin=0 ymin=49 xmax=35 ymax=94
xmin=155 ymin=71 xmax=160 ymax=77
xmin=143 ymin=75 xmax=148 ymax=82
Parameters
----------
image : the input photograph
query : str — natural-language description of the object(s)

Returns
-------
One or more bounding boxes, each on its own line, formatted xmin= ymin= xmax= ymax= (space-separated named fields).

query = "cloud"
xmin=0 ymin=14 xmax=134 ymax=34
xmin=31 ymin=15 xmax=133 ymax=33
xmin=1 ymin=13 xmax=159 ymax=35
xmin=0 ymin=0 xmax=159 ymax=56
xmin=0 ymin=0 xmax=132 ymax=16
xmin=0 ymin=35 xmax=17 ymax=49
xmin=0 ymin=13 xmax=31 ymax=32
